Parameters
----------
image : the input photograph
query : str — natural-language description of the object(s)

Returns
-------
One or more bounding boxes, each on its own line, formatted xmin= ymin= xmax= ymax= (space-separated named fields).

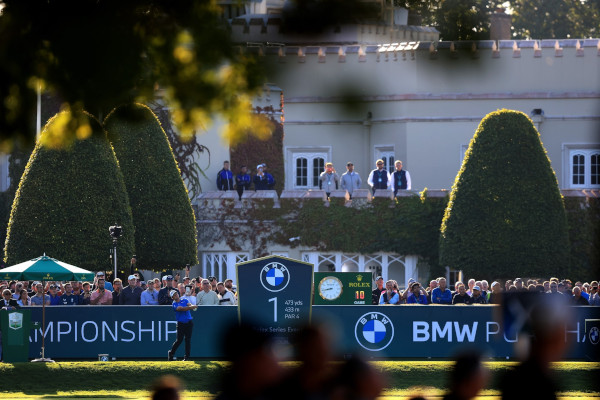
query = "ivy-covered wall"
xmin=197 ymin=191 xmax=599 ymax=280
xmin=230 ymin=113 xmax=284 ymax=194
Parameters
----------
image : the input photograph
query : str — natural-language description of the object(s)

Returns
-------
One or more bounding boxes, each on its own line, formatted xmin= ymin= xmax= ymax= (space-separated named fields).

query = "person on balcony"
xmin=319 ymin=162 xmax=339 ymax=199
xmin=216 ymin=160 xmax=234 ymax=191
xmin=367 ymin=159 xmax=391 ymax=196
xmin=340 ymin=162 xmax=362 ymax=199
xmin=392 ymin=160 xmax=411 ymax=196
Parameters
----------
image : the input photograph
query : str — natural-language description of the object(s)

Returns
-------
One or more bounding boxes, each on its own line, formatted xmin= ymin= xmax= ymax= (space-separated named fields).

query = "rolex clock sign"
xmin=314 ymin=272 xmax=373 ymax=305
xmin=237 ymin=256 xmax=313 ymax=342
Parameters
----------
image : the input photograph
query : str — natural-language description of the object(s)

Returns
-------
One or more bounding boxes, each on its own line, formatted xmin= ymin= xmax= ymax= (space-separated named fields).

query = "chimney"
xmin=490 ymin=8 xmax=511 ymax=41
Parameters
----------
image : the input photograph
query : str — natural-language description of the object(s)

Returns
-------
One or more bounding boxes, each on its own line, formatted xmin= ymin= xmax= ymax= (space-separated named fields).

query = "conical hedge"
xmin=440 ymin=109 xmax=569 ymax=278
xmin=4 ymin=112 xmax=135 ymax=271
xmin=104 ymin=104 xmax=198 ymax=270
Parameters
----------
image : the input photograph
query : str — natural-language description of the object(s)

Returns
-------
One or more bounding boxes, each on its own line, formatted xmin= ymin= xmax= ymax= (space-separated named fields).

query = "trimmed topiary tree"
xmin=4 ymin=112 xmax=135 ymax=272
xmin=104 ymin=104 xmax=198 ymax=270
xmin=440 ymin=109 xmax=569 ymax=278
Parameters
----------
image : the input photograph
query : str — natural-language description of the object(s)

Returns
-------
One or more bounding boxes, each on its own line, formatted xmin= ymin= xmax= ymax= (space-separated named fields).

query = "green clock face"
xmin=318 ymin=276 xmax=343 ymax=300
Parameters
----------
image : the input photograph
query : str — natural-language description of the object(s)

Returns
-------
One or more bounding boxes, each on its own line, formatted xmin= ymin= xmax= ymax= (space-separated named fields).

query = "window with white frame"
xmin=569 ymin=148 xmax=600 ymax=188
xmin=287 ymin=148 xmax=330 ymax=189
xmin=375 ymin=146 xmax=395 ymax=172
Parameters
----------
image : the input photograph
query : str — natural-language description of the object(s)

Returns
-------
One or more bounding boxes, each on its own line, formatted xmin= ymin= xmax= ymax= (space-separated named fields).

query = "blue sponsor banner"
xmin=24 ymin=305 xmax=600 ymax=360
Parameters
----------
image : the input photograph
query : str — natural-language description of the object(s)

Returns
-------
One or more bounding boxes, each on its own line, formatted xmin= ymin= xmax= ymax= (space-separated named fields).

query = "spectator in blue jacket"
xmin=406 ymin=282 xmax=428 ymax=304
xmin=59 ymin=283 xmax=79 ymax=305
xmin=48 ymin=284 xmax=61 ymax=305
xmin=119 ymin=275 xmax=142 ymax=305
xmin=216 ymin=161 xmax=234 ymax=191
xmin=254 ymin=164 xmax=275 ymax=190
xmin=431 ymin=277 xmax=453 ymax=304
xmin=235 ymin=165 xmax=251 ymax=199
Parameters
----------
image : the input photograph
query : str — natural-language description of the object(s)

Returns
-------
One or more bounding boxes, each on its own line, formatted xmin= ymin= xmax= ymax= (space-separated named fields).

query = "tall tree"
xmin=434 ymin=0 xmax=491 ymax=41
xmin=510 ymin=0 xmax=600 ymax=39
xmin=439 ymin=109 xmax=569 ymax=278
xmin=4 ymin=112 xmax=135 ymax=271
xmin=104 ymin=103 xmax=198 ymax=270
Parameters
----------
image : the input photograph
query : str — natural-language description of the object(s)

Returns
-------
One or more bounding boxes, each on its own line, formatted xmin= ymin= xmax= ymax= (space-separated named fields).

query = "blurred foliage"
xmin=440 ymin=110 xmax=570 ymax=279
xmin=104 ymin=103 xmax=198 ymax=270
xmin=0 ymin=0 xmax=267 ymax=148
xmin=0 ymin=0 xmax=379 ymax=149
xmin=150 ymin=102 xmax=211 ymax=199
xmin=4 ymin=111 xmax=135 ymax=271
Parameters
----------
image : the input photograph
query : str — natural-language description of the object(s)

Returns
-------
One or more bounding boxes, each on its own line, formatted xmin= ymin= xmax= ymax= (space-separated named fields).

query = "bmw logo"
xmin=590 ymin=326 xmax=599 ymax=345
xmin=260 ymin=262 xmax=290 ymax=292
xmin=354 ymin=312 xmax=395 ymax=351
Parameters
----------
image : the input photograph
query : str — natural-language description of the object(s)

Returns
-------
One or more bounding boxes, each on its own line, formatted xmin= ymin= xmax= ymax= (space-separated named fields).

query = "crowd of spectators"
xmin=216 ymin=158 xmax=412 ymax=199
xmin=0 ymin=271 xmax=238 ymax=310
xmin=373 ymin=276 xmax=600 ymax=306
xmin=2 ymin=271 xmax=597 ymax=311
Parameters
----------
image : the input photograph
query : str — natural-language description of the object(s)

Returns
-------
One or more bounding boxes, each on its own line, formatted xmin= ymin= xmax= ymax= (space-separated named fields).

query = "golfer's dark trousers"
xmin=171 ymin=320 xmax=193 ymax=357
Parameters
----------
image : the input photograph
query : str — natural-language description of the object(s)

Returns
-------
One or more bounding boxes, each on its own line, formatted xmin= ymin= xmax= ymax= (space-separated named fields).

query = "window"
xmin=312 ymin=157 xmax=325 ymax=187
xmin=294 ymin=155 xmax=324 ymax=188
xmin=375 ymin=146 xmax=395 ymax=171
xmin=569 ymin=149 xmax=600 ymax=188
xmin=287 ymin=148 xmax=331 ymax=190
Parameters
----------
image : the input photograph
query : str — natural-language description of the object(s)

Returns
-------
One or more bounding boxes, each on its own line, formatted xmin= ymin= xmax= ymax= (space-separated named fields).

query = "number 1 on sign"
xmin=269 ymin=297 xmax=277 ymax=322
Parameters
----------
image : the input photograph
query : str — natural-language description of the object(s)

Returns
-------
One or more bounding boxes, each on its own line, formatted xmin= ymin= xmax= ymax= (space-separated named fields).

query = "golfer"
xmin=168 ymin=289 xmax=198 ymax=361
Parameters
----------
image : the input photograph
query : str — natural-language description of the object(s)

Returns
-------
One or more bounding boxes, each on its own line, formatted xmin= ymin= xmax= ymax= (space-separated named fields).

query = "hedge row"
xmin=4 ymin=112 xmax=136 ymax=270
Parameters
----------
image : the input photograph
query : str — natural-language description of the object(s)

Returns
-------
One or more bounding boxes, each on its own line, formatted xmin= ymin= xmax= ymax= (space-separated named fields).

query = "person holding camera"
xmin=406 ymin=282 xmax=428 ymax=304
xmin=379 ymin=280 xmax=399 ymax=305
xmin=90 ymin=278 xmax=113 ymax=305
xmin=319 ymin=162 xmax=339 ymax=199
xmin=254 ymin=164 xmax=275 ymax=190
xmin=181 ymin=285 xmax=197 ymax=305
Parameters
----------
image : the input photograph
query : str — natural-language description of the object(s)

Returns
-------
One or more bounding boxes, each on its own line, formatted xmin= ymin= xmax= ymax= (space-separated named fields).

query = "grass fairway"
xmin=0 ymin=361 xmax=598 ymax=399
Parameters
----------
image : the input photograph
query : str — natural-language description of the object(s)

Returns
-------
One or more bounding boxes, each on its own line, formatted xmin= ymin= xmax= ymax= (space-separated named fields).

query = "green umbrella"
xmin=0 ymin=254 xmax=93 ymax=362
xmin=0 ymin=254 xmax=93 ymax=282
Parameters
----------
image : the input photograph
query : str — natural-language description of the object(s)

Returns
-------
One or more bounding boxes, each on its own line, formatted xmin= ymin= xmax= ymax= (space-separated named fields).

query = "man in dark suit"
xmin=1 ymin=289 xmax=20 ymax=310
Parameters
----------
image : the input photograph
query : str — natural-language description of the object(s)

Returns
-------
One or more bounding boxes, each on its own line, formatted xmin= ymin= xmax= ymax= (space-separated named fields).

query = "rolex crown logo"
xmin=357 ymin=274 xmax=363 ymax=282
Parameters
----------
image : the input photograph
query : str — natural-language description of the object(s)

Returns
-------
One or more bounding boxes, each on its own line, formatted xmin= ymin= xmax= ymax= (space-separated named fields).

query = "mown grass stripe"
xmin=0 ymin=361 xmax=597 ymax=396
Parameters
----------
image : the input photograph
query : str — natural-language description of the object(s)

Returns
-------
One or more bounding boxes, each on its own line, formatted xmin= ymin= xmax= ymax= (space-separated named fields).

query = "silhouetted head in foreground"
xmin=443 ymin=352 xmax=489 ymax=400
xmin=151 ymin=375 xmax=181 ymax=400
xmin=217 ymin=323 xmax=283 ymax=400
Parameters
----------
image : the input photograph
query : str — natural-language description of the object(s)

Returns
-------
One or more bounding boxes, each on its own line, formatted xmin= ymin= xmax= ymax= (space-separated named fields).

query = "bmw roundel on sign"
xmin=590 ymin=326 xmax=599 ymax=345
xmin=260 ymin=262 xmax=290 ymax=292
xmin=355 ymin=312 xmax=395 ymax=351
